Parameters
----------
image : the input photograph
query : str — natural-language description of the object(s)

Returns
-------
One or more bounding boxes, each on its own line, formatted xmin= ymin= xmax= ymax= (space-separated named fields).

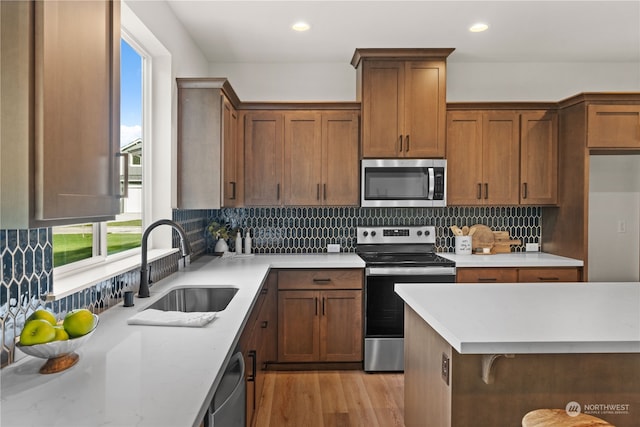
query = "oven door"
xmin=364 ymin=267 xmax=455 ymax=372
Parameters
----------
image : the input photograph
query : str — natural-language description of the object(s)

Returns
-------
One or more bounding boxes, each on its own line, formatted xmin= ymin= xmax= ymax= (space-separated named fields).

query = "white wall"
xmin=210 ymin=60 xmax=640 ymax=102
xmin=588 ymin=155 xmax=640 ymax=282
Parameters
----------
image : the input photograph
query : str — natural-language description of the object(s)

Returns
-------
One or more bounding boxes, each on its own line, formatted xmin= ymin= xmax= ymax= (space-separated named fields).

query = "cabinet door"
xmin=283 ymin=112 xmax=322 ymax=205
xmin=361 ymin=61 xmax=404 ymax=158
xmin=244 ymin=112 xmax=284 ymax=205
xmin=259 ymin=272 xmax=278 ymax=364
xmin=320 ymin=290 xmax=363 ymax=362
xmin=456 ymin=268 xmax=518 ymax=283
xmin=404 ymin=61 xmax=446 ymax=158
xmin=446 ymin=111 xmax=484 ymax=205
xmin=587 ymin=104 xmax=640 ymax=148
xmin=35 ymin=0 xmax=120 ymax=221
xmin=322 ymin=112 xmax=360 ymax=205
xmin=520 ymin=111 xmax=558 ymax=205
xmin=278 ymin=290 xmax=320 ymax=362
xmin=222 ymin=97 xmax=239 ymax=207
xmin=483 ymin=112 xmax=520 ymax=205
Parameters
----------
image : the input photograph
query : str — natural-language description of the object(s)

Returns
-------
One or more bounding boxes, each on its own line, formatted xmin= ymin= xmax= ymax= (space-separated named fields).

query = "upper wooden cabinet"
xmin=243 ymin=111 xmax=285 ymax=206
xmin=244 ymin=109 xmax=360 ymax=206
xmin=587 ymin=104 xmax=640 ymax=149
xmin=520 ymin=111 xmax=558 ymax=205
xmin=1 ymin=0 xmax=121 ymax=228
xmin=447 ymin=107 xmax=558 ymax=206
xmin=176 ymin=78 xmax=241 ymax=209
xmin=446 ymin=111 xmax=520 ymax=205
xmin=352 ymin=48 xmax=454 ymax=158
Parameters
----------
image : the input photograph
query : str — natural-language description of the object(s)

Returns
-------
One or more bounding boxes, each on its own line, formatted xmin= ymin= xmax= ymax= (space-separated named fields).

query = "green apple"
xmin=20 ymin=319 xmax=56 ymax=346
xmin=53 ymin=326 xmax=69 ymax=341
xmin=27 ymin=309 xmax=57 ymax=326
xmin=63 ymin=309 xmax=94 ymax=338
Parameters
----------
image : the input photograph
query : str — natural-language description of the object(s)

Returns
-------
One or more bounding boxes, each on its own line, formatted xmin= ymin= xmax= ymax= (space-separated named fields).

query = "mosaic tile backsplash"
xmin=209 ymin=206 xmax=542 ymax=254
xmin=2 ymin=205 xmax=541 ymax=367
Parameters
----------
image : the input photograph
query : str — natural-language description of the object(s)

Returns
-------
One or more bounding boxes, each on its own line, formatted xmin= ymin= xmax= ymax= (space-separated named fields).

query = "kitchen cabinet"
xmin=1 ymin=0 xmax=121 ymax=228
xmin=244 ymin=109 xmax=359 ymax=206
xmin=277 ymin=269 xmax=363 ymax=363
xmin=520 ymin=111 xmax=558 ymax=205
xmin=176 ymin=78 xmax=241 ymax=208
xmin=457 ymin=267 xmax=582 ymax=283
xmin=223 ymin=97 xmax=240 ymax=207
xmin=352 ymin=48 xmax=454 ymax=158
xmin=239 ymin=272 xmax=277 ymax=427
xmin=243 ymin=112 xmax=284 ymax=206
xmin=587 ymin=104 xmax=640 ymax=149
xmin=446 ymin=111 xmax=520 ymax=205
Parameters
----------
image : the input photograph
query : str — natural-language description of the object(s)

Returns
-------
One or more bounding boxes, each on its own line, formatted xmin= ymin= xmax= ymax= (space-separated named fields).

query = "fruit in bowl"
xmin=17 ymin=309 xmax=98 ymax=374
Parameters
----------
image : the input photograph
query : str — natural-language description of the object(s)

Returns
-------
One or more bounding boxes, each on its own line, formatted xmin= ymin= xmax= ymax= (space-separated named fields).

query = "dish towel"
xmin=127 ymin=309 xmax=217 ymax=327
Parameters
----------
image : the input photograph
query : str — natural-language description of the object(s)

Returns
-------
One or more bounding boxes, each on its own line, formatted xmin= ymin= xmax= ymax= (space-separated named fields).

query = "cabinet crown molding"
xmin=350 ymin=47 xmax=455 ymax=68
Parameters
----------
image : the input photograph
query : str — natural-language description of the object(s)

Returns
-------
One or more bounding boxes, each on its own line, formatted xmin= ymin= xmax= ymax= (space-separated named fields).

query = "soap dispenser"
xmin=235 ymin=231 xmax=242 ymax=254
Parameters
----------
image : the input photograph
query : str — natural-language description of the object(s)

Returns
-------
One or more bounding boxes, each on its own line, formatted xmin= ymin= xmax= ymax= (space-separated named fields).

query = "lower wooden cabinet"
xmin=239 ymin=272 xmax=277 ymax=427
xmin=457 ymin=267 xmax=582 ymax=283
xmin=277 ymin=269 xmax=363 ymax=364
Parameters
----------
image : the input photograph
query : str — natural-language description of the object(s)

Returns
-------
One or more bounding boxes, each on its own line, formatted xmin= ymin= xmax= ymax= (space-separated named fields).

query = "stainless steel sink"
xmin=146 ymin=287 xmax=238 ymax=312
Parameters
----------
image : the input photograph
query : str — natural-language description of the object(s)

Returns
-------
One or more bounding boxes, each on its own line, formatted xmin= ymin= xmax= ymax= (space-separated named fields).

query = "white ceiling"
xmin=164 ymin=0 xmax=640 ymax=64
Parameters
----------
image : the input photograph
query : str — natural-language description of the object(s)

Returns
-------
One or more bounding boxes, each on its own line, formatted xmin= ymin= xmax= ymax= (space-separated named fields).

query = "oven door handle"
xmin=366 ymin=267 xmax=456 ymax=276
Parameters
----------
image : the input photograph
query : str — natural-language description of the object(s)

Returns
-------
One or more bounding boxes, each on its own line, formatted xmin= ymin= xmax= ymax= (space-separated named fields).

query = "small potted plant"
xmin=206 ymin=220 xmax=235 ymax=253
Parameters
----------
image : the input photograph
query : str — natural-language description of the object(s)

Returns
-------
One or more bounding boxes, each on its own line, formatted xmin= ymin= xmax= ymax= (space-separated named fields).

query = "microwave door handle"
xmin=428 ymin=167 xmax=435 ymax=200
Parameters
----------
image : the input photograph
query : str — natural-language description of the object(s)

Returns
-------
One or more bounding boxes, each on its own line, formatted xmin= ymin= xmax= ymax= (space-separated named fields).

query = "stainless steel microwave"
xmin=361 ymin=159 xmax=447 ymax=207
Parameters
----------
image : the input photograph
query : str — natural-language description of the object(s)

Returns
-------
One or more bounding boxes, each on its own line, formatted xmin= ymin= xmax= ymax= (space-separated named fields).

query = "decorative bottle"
xmin=235 ymin=231 xmax=242 ymax=254
xmin=244 ymin=230 xmax=252 ymax=254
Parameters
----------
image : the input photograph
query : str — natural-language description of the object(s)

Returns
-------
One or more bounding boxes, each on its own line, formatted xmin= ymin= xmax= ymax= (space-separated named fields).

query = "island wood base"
xmin=404 ymin=305 xmax=640 ymax=427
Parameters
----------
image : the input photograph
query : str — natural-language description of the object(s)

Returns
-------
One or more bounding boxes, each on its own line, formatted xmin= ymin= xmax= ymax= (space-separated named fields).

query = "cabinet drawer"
xmin=518 ymin=268 xmax=580 ymax=283
xmin=456 ymin=268 xmax=518 ymax=283
xmin=278 ymin=269 xmax=363 ymax=290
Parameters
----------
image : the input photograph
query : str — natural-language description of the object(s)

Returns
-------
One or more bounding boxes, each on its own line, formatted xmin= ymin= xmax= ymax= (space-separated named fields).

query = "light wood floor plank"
xmin=255 ymin=370 xmax=405 ymax=427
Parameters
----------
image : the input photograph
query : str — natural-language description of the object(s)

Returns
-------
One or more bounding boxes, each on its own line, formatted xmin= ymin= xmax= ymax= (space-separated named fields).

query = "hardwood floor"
xmin=254 ymin=371 xmax=405 ymax=427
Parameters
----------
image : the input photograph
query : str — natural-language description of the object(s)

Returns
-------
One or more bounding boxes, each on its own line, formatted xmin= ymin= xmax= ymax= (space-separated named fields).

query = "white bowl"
xmin=17 ymin=314 xmax=99 ymax=359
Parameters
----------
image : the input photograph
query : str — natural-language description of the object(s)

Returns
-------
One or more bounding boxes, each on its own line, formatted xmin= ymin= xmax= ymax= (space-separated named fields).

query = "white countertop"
xmin=439 ymin=252 xmax=583 ymax=267
xmin=1 ymin=253 xmax=364 ymax=427
xmin=396 ymin=282 xmax=640 ymax=355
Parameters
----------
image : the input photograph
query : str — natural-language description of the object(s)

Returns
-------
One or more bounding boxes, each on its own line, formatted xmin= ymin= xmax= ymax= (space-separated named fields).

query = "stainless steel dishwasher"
xmin=206 ymin=352 xmax=246 ymax=427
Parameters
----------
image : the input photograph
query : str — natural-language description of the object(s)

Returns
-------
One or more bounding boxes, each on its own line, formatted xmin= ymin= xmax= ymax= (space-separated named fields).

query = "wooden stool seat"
xmin=522 ymin=409 xmax=615 ymax=426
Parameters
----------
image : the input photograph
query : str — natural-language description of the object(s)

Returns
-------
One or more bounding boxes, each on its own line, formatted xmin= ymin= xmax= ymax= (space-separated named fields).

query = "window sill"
xmin=48 ymin=248 xmax=179 ymax=301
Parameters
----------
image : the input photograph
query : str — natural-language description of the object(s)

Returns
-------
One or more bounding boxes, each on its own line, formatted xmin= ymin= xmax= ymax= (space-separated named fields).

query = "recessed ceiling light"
xmin=469 ymin=23 xmax=489 ymax=32
xmin=292 ymin=21 xmax=310 ymax=32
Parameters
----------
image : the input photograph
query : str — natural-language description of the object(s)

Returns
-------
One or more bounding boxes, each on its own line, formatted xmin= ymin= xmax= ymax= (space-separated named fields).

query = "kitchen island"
xmin=396 ymin=282 xmax=640 ymax=427
xmin=0 ymin=253 xmax=364 ymax=427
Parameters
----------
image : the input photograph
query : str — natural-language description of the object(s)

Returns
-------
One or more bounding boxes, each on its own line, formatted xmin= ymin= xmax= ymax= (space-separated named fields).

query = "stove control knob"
xmin=362 ymin=231 xmax=369 ymax=237
xmin=371 ymin=231 xmax=377 ymax=237
xmin=425 ymin=230 xmax=431 ymax=236
xmin=417 ymin=231 xmax=423 ymax=236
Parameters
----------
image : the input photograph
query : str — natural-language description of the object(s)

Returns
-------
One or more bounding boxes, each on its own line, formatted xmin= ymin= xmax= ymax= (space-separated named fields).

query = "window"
xmin=53 ymin=38 xmax=145 ymax=270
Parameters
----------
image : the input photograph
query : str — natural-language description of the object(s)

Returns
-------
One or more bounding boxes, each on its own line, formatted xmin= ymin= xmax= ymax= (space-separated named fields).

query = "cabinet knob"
xmin=399 ymin=135 xmax=403 ymax=152
xmin=522 ymin=182 xmax=528 ymax=199
xmin=405 ymin=135 xmax=410 ymax=152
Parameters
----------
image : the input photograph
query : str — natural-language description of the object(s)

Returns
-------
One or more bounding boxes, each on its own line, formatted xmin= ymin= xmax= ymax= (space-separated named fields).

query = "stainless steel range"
xmin=356 ymin=225 xmax=456 ymax=372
